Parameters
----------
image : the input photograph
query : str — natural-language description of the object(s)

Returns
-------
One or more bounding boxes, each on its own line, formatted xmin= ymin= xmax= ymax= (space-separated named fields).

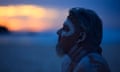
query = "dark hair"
xmin=68 ymin=8 xmax=103 ymax=45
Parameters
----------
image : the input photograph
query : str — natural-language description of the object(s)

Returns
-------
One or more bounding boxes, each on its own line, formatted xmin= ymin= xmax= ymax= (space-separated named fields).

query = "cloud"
xmin=0 ymin=5 xmax=65 ymax=32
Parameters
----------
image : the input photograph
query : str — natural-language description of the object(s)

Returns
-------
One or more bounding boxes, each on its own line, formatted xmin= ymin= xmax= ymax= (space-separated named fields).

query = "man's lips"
xmin=58 ymin=36 xmax=61 ymax=42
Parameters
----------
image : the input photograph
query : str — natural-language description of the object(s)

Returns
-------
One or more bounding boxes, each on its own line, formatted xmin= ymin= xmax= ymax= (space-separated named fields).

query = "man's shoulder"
xmin=74 ymin=53 xmax=110 ymax=72
xmin=77 ymin=53 xmax=107 ymax=66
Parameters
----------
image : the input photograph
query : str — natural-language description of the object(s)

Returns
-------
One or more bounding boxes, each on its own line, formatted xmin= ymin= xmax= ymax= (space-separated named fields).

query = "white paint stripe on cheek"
xmin=62 ymin=19 xmax=75 ymax=37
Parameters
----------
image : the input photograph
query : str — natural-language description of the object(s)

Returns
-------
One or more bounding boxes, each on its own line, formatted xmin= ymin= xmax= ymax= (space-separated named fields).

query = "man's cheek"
xmin=60 ymin=36 xmax=70 ymax=43
xmin=61 ymin=31 xmax=74 ymax=37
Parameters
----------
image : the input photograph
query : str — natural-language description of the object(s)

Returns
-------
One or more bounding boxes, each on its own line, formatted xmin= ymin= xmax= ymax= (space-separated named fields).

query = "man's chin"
xmin=56 ymin=44 xmax=65 ymax=57
xmin=57 ymin=53 xmax=65 ymax=57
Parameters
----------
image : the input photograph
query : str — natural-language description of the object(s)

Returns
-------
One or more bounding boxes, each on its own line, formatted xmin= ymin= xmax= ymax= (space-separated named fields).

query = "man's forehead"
xmin=64 ymin=19 xmax=73 ymax=26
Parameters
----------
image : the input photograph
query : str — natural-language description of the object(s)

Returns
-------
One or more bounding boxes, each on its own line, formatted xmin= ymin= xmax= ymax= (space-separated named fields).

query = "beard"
xmin=56 ymin=43 xmax=65 ymax=57
xmin=56 ymin=37 xmax=76 ymax=57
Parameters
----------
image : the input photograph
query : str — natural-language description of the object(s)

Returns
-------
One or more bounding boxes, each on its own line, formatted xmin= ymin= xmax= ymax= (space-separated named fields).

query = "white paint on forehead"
xmin=61 ymin=19 xmax=75 ymax=37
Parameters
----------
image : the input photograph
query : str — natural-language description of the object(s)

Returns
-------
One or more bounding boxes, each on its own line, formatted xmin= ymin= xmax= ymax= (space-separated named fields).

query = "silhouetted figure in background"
xmin=0 ymin=26 xmax=10 ymax=34
xmin=56 ymin=8 xmax=110 ymax=72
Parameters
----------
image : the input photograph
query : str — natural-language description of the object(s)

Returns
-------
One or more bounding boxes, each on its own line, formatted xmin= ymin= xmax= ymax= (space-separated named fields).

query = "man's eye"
xmin=63 ymin=25 xmax=69 ymax=32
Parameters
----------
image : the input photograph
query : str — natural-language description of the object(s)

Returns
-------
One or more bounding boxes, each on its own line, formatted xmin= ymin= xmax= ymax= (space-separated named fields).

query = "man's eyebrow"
xmin=63 ymin=22 xmax=68 ymax=27
xmin=64 ymin=20 xmax=69 ymax=25
xmin=63 ymin=22 xmax=66 ymax=25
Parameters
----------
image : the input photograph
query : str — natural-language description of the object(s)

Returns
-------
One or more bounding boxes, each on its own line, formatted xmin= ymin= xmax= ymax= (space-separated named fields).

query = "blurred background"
xmin=0 ymin=0 xmax=120 ymax=72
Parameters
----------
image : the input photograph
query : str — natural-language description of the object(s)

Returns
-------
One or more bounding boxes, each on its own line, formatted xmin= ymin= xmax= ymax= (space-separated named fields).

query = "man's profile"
xmin=56 ymin=8 xmax=110 ymax=72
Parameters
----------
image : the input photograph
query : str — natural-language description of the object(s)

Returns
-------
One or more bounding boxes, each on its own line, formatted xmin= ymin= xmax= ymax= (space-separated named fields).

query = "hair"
xmin=68 ymin=8 xmax=103 ymax=46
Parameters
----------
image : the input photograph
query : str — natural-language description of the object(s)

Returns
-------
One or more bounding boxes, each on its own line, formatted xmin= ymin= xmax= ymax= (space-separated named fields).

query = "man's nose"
xmin=57 ymin=29 xmax=62 ymax=35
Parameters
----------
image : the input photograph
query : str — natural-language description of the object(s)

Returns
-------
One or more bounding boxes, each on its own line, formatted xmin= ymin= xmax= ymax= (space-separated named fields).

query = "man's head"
xmin=56 ymin=8 xmax=102 ymax=57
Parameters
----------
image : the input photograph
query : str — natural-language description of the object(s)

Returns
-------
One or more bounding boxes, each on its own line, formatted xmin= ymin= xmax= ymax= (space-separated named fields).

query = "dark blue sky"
xmin=0 ymin=0 xmax=119 ymax=11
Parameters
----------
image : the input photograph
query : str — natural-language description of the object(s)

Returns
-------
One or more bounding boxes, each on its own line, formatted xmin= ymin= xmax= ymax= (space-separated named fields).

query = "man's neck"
xmin=67 ymin=44 xmax=102 ymax=62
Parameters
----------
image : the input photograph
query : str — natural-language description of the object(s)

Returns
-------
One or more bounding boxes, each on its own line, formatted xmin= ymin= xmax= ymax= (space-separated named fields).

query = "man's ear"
xmin=76 ymin=32 xmax=86 ymax=43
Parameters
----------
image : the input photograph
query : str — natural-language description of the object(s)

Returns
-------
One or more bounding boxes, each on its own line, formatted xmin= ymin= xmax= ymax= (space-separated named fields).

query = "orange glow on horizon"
xmin=0 ymin=5 xmax=59 ymax=32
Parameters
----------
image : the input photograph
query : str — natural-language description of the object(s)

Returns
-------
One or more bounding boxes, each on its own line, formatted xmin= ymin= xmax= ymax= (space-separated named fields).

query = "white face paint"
xmin=56 ymin=19 xmax=76 ymax=56
xmin=61 ymin=19 xmax=75 ymax=37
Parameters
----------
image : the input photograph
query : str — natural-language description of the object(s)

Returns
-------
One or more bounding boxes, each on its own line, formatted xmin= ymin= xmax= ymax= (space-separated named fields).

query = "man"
xmin=56 ymin=8 xmax=110 ymax=72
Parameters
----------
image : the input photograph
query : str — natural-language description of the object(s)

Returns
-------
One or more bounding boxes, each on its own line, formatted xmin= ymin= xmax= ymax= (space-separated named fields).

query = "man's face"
xmin=56 ymin=19 xmax=79 ymax=57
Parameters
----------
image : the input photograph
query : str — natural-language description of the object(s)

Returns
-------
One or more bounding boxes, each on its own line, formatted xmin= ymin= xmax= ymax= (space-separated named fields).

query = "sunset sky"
xmin=0 ymin=1 xmax=119 ymax=72
xmin=0 ymin=0 xmax=119 ymax=32
xmin=0 ymin=5 xmax=66 ymax=32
